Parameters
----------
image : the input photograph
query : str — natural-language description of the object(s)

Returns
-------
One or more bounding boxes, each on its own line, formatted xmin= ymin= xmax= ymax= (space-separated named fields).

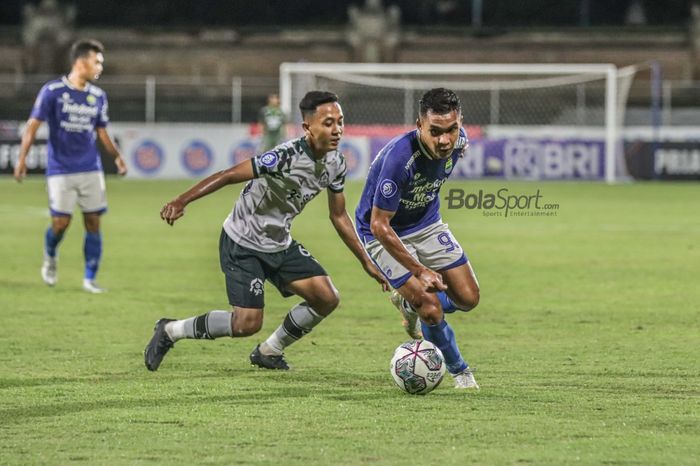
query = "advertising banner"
xmin=452 ymin=138 xmax=605 ymax=180
xmin=113 ymin=123 xmax=372 ymax=180
xmin=0 ymin=121 xmax=117 ymax=175
xmin=2 ymin=121 xmax=697 ymax=181
xmin=625 ymin=141 xmax=700 ymax=180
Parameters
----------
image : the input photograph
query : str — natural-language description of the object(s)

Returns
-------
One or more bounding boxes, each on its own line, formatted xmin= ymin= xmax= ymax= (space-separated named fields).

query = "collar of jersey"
xmin=415 ymin=130 xmax=436 ymax=160
xmin=62 ymin=76 xmax=90 ymax=92
xmin=300 ymin=137 xmax=325 ymax=162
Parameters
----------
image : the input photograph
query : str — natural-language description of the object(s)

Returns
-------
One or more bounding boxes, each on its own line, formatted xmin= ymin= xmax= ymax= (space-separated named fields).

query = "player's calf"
xmin=256 ymin=301 xmax=326 ymax=368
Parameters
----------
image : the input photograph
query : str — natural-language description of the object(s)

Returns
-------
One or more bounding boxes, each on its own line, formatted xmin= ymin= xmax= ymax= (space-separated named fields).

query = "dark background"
xmin=0 ymin=0 xmax=693 ymax=27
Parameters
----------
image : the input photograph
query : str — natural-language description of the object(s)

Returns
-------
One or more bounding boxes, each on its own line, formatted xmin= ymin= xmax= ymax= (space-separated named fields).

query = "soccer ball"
xmin=390 ymin=339 xmax=446 ymax=395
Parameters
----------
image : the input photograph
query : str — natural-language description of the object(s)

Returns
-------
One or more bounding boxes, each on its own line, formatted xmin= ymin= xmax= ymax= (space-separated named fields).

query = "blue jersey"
xmin=30 ymin=77 xmax=109 ymax=176
xmin=355 ymin=128 xmax=468 ymax=243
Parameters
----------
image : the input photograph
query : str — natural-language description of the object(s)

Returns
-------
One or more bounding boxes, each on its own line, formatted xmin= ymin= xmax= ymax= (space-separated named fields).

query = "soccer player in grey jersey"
xmin=145 ymin=91 xmax=388 ymax=372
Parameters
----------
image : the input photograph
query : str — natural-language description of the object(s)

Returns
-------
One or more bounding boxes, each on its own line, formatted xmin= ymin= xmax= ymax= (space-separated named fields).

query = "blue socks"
xmin=421 ymin=318 xmax=468 ymax=374
xmin=45 ymin=227 xmax=65 ymax=258
xmin=84 ymin=232 xmax=102 ymax=280
xmin=437 ymin=291 xmax=459 ymax=313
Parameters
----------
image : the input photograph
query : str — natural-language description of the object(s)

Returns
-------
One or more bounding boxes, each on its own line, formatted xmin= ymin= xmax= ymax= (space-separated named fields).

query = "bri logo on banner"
xmin=132 ymin=140 xmax=164 ymax=175
xmin=181 ymin=140 xmax=214 ymax=176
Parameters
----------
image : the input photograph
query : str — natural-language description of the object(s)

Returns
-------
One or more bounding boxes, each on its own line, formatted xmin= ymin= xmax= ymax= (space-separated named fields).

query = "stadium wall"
xmin=1 ymin=122 xmax=698 ymax=181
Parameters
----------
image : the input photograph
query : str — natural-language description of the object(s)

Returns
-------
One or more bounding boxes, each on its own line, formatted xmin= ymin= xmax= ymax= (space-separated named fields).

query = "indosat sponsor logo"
xmin=444 ymin=188 xmax=559 ymax=218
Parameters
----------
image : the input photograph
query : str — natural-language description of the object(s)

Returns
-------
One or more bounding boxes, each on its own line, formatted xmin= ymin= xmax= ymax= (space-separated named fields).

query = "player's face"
xmin=78 ymin=51 xmax=104 ymax=81
xmin=303 ymin=102 xmax=344 ymax=155
xmin=417 ymin=109 xmax=462 ymax=159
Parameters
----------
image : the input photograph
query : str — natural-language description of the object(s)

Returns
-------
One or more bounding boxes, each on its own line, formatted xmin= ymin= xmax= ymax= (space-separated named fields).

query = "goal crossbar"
xmin=280 ymin=62 xmax=623 ymax=183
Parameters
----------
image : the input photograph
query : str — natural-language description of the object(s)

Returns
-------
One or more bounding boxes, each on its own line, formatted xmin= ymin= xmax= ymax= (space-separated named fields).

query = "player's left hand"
xmin=160 ymin=199 xmax=185 ymax=226
xmin=363 ymin=261 xmax=390 ymax=292
xmin=416 ymin=267 xmax=448 ymax=293
xmin=115 ymin=156 xmax=128 ymax=176
xmin=13 ymin=159 xmax=27 ymax=182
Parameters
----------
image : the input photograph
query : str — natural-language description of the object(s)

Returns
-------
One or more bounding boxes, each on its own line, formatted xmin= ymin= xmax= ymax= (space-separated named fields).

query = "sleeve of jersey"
xmin=96 ymin=94 xmax=109 ymax=127
xmin=372 ymin=152 xmax=409 ymax=213
xmin=456 ymin=127 xmax=468 ymax=156
xmin=328 ymin=155 xmax=346 ymax=193
xmin=29 ymin=85 xmax=52 ymax=121
xmin=251 ymin=149 xmax=287 ymax=178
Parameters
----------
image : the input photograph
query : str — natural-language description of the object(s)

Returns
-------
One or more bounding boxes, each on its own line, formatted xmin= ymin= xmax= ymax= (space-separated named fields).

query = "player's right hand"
xmin=416 ymin=267 xmax=447 ymax=293
xmin=160 ymin=199 xmax=185 ymax=226
xmin=13 ymin=160 xmax=27 ymax=183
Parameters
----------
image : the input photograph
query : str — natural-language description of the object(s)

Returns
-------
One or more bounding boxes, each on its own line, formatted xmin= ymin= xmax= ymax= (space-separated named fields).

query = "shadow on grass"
xmin=0 ymin=368 xmax=413 ymax=425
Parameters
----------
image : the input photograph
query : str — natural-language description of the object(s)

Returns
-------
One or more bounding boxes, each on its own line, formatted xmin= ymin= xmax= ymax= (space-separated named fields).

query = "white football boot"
xmin=83 ymin=279 xmax=107 ymax=294
xmin=453 ymin=368 xmax=479 ymax=389
xmin=390 ymin=290 xmax=423 ymax=340
xmin=41 ymin=255 xmax=58 ymax=286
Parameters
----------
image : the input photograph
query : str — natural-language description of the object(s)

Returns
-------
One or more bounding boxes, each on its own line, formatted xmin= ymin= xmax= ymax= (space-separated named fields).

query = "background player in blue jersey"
xmin=14 ymin=39 xmax=127 ymax=293
xmin=355 ymin=88 xmax=481 ymax=389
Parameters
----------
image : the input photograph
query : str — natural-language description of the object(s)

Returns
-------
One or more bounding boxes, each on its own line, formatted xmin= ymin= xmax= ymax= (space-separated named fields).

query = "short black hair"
xmin=299 ymin=91 xmax=339 ymax=119
xmin=419 ymin=88 xmax=461 ymax=117
xmin=70 ymin=39 xmax=104 ymax=64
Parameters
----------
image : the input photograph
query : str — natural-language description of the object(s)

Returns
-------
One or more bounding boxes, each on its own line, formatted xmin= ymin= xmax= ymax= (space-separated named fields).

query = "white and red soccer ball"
xmin=390 ymin=339 xmax=446 ymax=395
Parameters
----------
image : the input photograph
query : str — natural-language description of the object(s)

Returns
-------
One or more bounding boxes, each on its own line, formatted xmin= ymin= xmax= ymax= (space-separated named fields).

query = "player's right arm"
xmin=160 ymin=160 xmax=254 ymax=226
xmin=370 ymin=206 xmax=447 ymax=292
xmin=13 ymin=118 xmax=42 ymax=183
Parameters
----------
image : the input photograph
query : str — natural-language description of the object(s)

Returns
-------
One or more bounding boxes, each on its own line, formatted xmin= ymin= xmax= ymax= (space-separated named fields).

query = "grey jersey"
xmin=223 ymin=137 xmax=346 ymax=252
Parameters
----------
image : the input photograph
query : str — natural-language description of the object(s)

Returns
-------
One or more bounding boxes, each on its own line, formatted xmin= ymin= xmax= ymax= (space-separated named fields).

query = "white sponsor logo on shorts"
xmin=249 ymin=278 xmax=264 ymax=296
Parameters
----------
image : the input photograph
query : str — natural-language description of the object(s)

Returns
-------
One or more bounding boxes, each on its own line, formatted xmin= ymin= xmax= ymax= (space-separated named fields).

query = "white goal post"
xmin=280 ymin=62 xmax=637 ymax=183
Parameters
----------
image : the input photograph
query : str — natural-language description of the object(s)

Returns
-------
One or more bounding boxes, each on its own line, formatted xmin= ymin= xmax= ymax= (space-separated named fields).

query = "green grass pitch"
xmin=1 ymin=177 xmax=698 ymax=465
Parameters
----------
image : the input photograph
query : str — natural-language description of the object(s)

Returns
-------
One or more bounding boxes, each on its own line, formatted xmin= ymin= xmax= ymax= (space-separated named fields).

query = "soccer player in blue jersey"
xmin=355 ymin=88 xmax=481 ymax=389
xmin=14 ymin=39 xmax=127 ymax=293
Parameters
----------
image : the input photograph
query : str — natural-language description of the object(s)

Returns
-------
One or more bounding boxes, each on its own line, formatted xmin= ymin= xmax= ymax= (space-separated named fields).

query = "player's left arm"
xmin=327 ymin=190 xmax=389 ymax=292
xmin=95 ymin=127 xmax=127 ymax=176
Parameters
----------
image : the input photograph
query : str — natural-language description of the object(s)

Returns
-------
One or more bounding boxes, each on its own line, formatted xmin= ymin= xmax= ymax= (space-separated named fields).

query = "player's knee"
xmin=83 ymin=215 xmax=100 ymax=233
xmin=51 ymin=218 xmax=71 ymax=234
xmin=232 ymin=310 xmax=263 ymax=337
xmin=453 ymin=288 xmax=480 ymax=312
xmin=310 ymin=288 xmax=339 ymax=316
xmin=412 ymin=295 xmax=442 ymax=324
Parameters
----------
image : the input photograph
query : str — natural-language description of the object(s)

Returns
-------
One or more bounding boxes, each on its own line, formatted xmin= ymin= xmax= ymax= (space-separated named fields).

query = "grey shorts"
xmin=47 ymin=171 xmax=107 ymax=216
xmin=364 ymin=222 xmax=467 ymax=289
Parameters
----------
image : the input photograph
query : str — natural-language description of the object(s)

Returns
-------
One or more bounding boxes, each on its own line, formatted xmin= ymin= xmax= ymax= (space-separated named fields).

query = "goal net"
xmin=280 ymin=63 xmax=637 ymax=183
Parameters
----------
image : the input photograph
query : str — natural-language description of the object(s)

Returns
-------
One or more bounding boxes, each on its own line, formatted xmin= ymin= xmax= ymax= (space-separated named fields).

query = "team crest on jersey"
xmin=86 ymin=95 xmax=97 ymax=105
xmin=319 ymin=169 xmax=330 ymax=186
xmin=259 ymin=151 xmax=278 ymax=168
xmin=445 ymin=158 xmax=453 ymax=174
xmin=380 ymin=179 xmax=398 ymax=198
xmin=249 ymin=278 xmax=264 ymax=296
